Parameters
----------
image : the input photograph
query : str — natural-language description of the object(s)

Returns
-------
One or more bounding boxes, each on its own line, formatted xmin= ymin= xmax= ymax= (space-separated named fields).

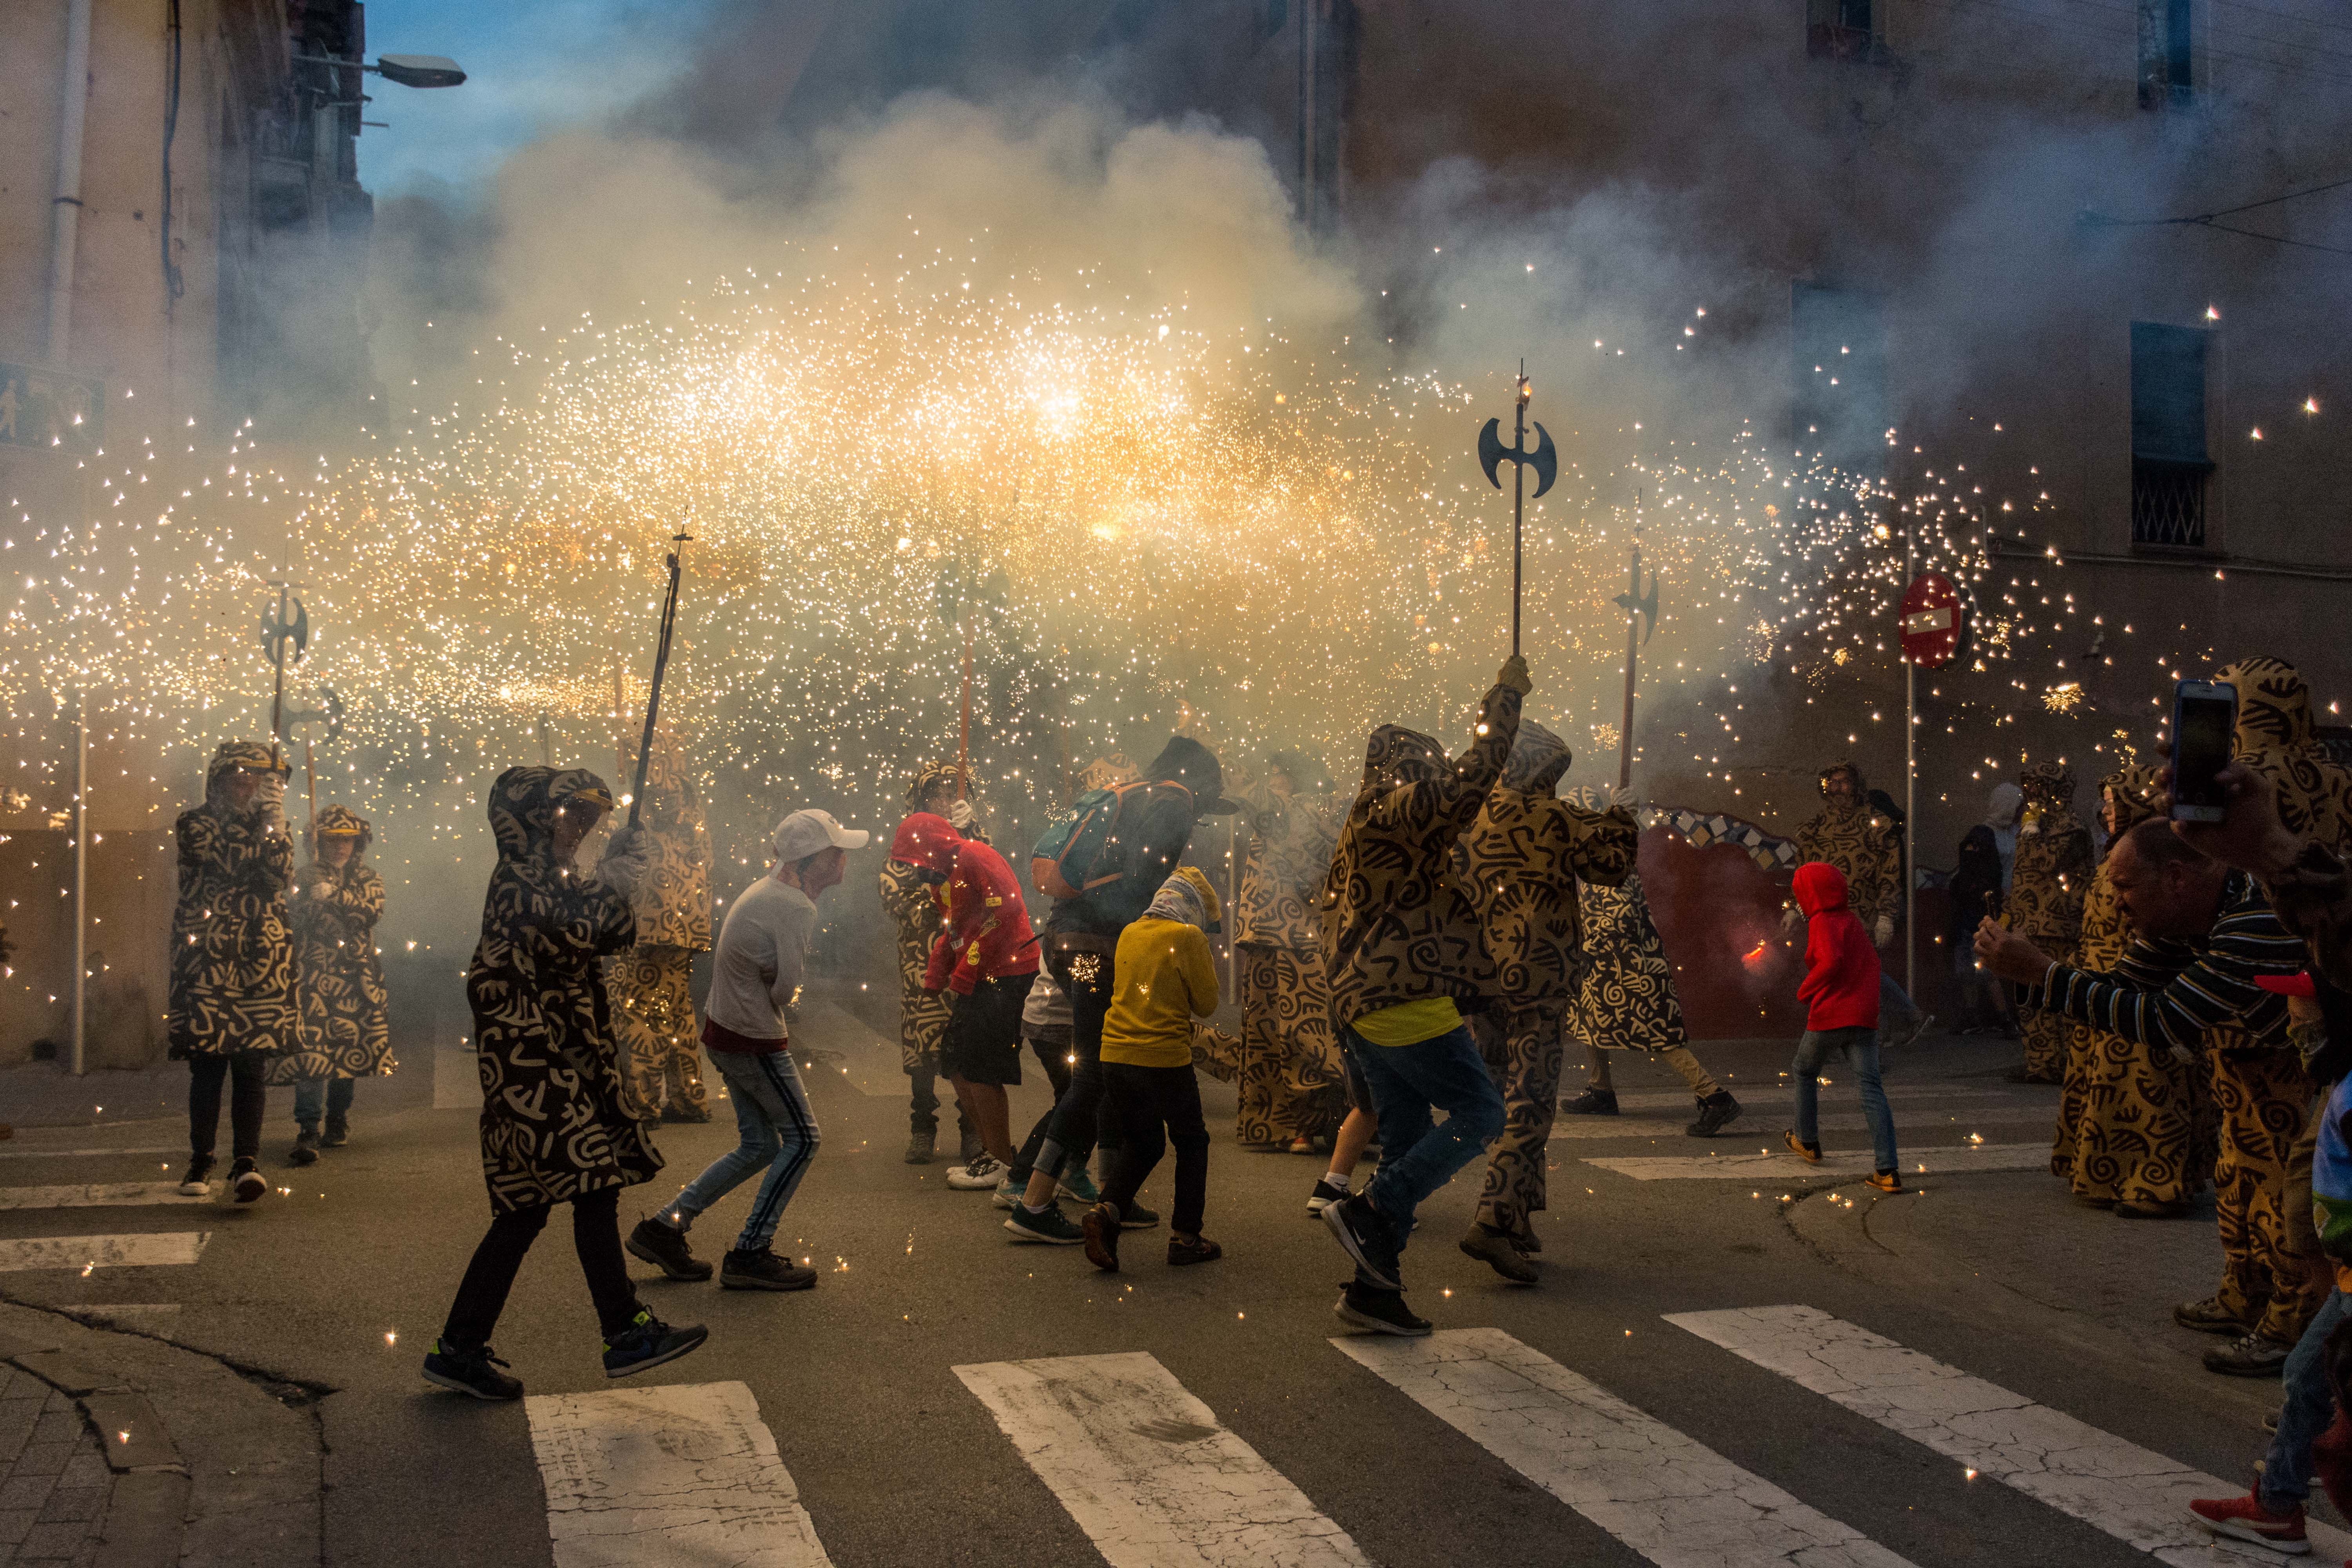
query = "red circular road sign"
xmin=1900 ymin=572 xmax=1963 ymax=669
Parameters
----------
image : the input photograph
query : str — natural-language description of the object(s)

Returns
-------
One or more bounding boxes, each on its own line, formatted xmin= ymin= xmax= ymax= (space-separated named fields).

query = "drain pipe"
xmin=47 ymin=0 xmax=94 ymax=363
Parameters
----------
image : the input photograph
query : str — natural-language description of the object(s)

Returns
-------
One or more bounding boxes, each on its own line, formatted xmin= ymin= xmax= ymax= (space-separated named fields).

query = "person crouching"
xmin=1080 ymin=868 xmax=1227 ymax=1271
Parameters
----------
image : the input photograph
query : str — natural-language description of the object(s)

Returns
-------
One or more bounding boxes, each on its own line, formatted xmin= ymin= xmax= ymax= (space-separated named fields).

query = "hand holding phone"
xmin=2168 ymin=680 xmax=2238 ymax=824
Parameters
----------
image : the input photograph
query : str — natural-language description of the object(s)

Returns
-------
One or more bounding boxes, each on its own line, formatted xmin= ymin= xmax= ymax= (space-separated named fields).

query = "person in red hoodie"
xmin=1786 ymin=861 xmax=1902 ymax=1190
xmin=922 ymin=838 xmax=1041 ymax=1195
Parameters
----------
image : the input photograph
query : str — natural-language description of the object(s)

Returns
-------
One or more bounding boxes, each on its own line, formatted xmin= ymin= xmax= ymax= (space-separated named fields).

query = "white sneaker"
xmin=946 ymin=1155 xmax=1005 ymax=1191
xmin=992 ymin=1175 xmax=1024 ymax=1209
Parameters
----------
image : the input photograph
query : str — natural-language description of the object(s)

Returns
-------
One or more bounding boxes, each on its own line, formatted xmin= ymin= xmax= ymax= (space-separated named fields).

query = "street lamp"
xmin=293 ymin=52 xmax=469 ymax=88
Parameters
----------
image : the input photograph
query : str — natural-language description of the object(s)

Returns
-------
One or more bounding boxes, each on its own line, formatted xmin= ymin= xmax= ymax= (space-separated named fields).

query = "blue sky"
xmin=355 ymin=0 xmax=717 ymax=194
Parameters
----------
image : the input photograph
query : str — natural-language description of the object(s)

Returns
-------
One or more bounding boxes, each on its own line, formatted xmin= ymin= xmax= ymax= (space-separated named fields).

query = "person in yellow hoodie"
xmin=1080 ymin=868 xmax=1226 ymax=1272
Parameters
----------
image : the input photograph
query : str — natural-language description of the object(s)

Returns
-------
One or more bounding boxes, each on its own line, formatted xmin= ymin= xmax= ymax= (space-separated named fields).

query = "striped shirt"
xmin=2031 ymin=871 xmax=2301 ymax=1054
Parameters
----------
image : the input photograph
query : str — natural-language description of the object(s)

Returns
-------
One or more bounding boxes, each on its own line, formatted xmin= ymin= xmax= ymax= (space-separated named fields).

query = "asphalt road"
xmin=0 ymin=998 xmax=2308 ymax=1568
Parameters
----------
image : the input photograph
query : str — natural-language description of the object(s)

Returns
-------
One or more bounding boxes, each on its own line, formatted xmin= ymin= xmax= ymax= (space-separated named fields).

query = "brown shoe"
xmin=1167 ymin=1234 xmax=1223 ymax=1266
xmin=1081 ymin=1203 xmax=1121 ymax=1273
xmin=2174 ymin=1295 xmax=2249 ymax=1336
xmin=1459 ymin=1224 xmax=1539 ymax=1284
xmin=1784 ymin=1130 xmax=1822 ymax=1164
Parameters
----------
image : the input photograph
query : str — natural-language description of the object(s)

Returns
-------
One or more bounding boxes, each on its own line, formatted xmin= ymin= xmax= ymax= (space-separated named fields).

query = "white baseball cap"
xmin=771 ymin=808 xmax=870 ymax=861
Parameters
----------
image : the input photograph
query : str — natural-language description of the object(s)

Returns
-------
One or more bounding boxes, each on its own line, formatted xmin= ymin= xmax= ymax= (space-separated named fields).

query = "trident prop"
xmin=258 ymin=580 xmax=308 ymax=768
xmin=1477 ymin=364 xmax=1557 ymax=655
xmin=626 ymin=534 xmax=691 ymax=833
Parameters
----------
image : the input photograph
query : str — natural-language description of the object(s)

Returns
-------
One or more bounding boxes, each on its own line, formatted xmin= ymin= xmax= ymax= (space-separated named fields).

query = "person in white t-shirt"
xmin=626 ymin=809 xmax=867 ymax=1292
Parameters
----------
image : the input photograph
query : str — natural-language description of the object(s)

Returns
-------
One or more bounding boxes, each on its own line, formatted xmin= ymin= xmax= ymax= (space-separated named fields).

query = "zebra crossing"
xmin=508 ymin=1310 xmax=2302 ymax=1568
xmin=0 ymin=1140 xmax=217 ymax=1285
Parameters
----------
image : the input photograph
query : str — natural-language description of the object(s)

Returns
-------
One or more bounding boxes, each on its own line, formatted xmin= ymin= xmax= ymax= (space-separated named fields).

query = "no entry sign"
xmin=1899 ymin=572 xmax=1963 ymax=669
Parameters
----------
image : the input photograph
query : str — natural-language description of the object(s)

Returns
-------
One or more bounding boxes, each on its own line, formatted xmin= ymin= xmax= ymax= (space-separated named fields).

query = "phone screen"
xmin=2172 ymin=693 xmax=2236 ymax=810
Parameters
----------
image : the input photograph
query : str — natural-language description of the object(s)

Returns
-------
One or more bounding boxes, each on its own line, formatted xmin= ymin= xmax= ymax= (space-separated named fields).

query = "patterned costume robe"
xmin=266 ymin=805 xmax=392 ymax=1084
xmin=600 ymin=741 xmax=712 ymax=1120
xmin=1459 ymin=725 xmax=1637 ymax=1237
xmin=2009 ymin=763 xmax=2095 ymax=1083
xmin=882 ymin=857 xmax=952 ymax=1076
xmin=167 ymin=740 xmax=296 ymax=1060
xmin=472 ymin=767 xmax=661 ymax=1212
xmin=1791 ymin=762 xmax=1901 ymax=936
xmin=2052 ymin=766 xmax=2205 ymax=1205
xmin=1229 ymin=777 xmax=1349 ymax=1145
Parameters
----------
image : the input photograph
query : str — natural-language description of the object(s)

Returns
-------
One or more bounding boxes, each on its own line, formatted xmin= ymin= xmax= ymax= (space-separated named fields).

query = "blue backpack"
xmin=1030 ymin=780 xmax=1189 ymax=901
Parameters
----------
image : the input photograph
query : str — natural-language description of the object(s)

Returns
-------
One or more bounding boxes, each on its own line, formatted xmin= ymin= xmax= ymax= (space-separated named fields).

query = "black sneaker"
xmin=2205 ymin=1332 xmax=2295 ymax=1378
xmin=627 ymin=1216 xmax=714 ymax=1281
xmin=1322 ymin=1194 xmax=1401 ymax=1289
xmin=321 ymin=1116 xmax=350 ymax=1149
xmin=176 ymin=1154 xmax=215 ymax=1197
xmin=229 ymin=1157 xmax=267 ymax=1204
xmin=1687 ymin=1091 xmax=1742 ymax=1138
xmin=1005 ymin=1204 xmax=1087 ymax=1245
xmin=603 ymin=1310 xmax=710 ymax=1376
xmin=1334 ymin=1283 xmax=1432 ymax=1337
xmin=1118 ymin=1200 xmax=1161 ymax=1230
xmin=719 ymin=1249 xmax=816 ymax=1292
xmin=1564 ymin=1086 xmax=1619 ymax=1116
xmin=421 ymin=1339 xmax=522 ymax=1401
xmin=1306 ymin=1176 xmax=1350 ymax=1215
xmin=289 ymin=1130 xmax=320 ymax=1167
xmin=904 ymin=1128 xmax=936 ymax=1165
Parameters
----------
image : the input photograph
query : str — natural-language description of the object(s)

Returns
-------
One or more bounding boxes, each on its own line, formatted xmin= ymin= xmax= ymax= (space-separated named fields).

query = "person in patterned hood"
xmin=2220 ymin=656 xmax=2352 ymax=858
xmin=601 ymin=734 xmax=714 ymax=1123
xmin=268 ymin=805 xmax=390 ymax=1166
xmin=167 ymin=740 xmax=296 ymax=1205
xmin=2007 ymin=761 xmax=2095 ymax=1085
xmin=1317 ymin=653 xmax=1525 ymax=1337
xmin=420 ymin=766 xmax=706 ymax=1403
xmin=1788 ymin=760 xmax=1931 ymax=1047
xmin=1452 ymin=720 xmax=1641 ymax=1281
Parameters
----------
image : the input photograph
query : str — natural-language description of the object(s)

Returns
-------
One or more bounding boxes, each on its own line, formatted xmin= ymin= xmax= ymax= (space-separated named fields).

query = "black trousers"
xmin=1010 ymin=1034 xmax=1079 ymax=1181
xmin=907 ymin=1069 xmax=976 ymax=1138
xmin=441 ymin=1187 xmax=641 ymax=1347
xmin=1100 ymin=1061 xmax=1210 ymax=1237
xmin=187 ymin=1053 xmax=267 ymax=1161
xmin=1016 ymin=942 xmax=1122 ymax=1178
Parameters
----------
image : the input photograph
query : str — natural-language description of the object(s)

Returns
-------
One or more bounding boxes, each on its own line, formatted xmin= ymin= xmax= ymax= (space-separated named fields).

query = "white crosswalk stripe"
xmin=1562 ymin=1087 xmax=2029 ymax=1112
xmin=1586 ymin=1143 xmax=2049 ymax=1180
xmin=0 ymin=1183 xmax=209 ymax=1209
xmin=524 ymin=1380 xmax=833 ymax=1568
xmin=1551 ymin=1110 xmax=2050 ymax=1142
xmin=955 ymin=1350 xmax=1368 ymax=1566
xmin=0 ymin=1232 xmax=209 ymax=1272
xmin=0 ymin=1146 xmax=179 ymax=1160
xmin=1333 ymin=1328 xmax=1916 ymax=1568
xmin=1666 ymin=1304 xmax=2352 ymax=1567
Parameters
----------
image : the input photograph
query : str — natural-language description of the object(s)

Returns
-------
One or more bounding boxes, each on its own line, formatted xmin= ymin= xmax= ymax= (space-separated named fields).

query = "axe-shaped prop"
xmin=626 ymin=534 xmax=691 ymax=833
xmin=1477 ymin=365 xmax=1558 ymax=657
xmin=258 ymin=583 xmax=307 ymax=766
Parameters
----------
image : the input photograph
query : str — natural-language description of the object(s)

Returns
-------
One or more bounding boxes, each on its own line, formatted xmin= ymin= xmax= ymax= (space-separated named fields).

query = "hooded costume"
xmin=1792 ymin=761 xmax=1902 ymax=937
xmin=600 ymin=737 xmax=713 ymax=1121
xmin=2051 ymin=763 xmax=2208 ymax=1208
xmin=2223 ymin=657 xmax=2352 ymax=856
xmin=1318 ymin=686 xmax=1522 ymax=1029
xmin=1455 ymin=723 xmax=1637 ymax=1241
xmin=168 ymin=740 xmax=297 ymax=1060
xmin=2008 ymin=762 xmax=2096 ymax=1083
xmin=266 ymin=805 xmax=391 ymax=1085
xmin=470 ymin=766 xmax=662 ymax=1212
xmin=1225 ymin=751 xmax=1350 ymax=1147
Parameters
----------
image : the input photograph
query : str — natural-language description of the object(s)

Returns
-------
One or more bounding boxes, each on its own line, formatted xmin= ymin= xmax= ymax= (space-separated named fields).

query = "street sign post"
xmin=1899 ymin=571 xmax=1963 ymax=670
xmin=1896 ymin=568 xmax=1964 ymax=1000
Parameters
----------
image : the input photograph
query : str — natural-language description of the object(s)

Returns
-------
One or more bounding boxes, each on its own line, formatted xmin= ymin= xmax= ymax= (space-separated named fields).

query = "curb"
xmin=0 ymin=1333 xmax=188 ymax=1568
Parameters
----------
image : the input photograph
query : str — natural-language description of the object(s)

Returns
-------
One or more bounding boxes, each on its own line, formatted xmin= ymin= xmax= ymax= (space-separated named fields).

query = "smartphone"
xmin=2169 ymin=680 xmax=2238 ymax=824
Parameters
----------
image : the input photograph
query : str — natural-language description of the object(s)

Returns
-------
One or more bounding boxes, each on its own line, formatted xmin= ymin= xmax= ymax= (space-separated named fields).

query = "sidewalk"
xmin=0 ymin=1302 xmax=323 ymax=1568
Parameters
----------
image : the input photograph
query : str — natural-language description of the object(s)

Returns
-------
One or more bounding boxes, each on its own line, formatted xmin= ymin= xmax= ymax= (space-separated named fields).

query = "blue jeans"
xmin=292 ymin=1076 xmax=354 ymax=1133
xmin=1791 ymin=1027 xmax=1898 ymax=1172
xmin=2262 ymin=1287 xmax=2348 ymax=1510
xmin=667 ymin=1049 xmax=821 ymax=1254
xmin=1345 ymin=1023 xmax=1507 ymax=1287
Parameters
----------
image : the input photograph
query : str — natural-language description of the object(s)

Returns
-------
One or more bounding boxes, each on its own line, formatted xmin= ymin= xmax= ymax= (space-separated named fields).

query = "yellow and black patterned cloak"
xmin=469 ymin=767 xmax=661 ymax=1212
xmin=1791 ymin=761 xmax=1901 ymax=931
xmin=2007 ymin=762 xmax=2094 ymax=951
xmin=267 ymin=805 xmax=392 ymax=1083
xmin=612 ymin=735 xmax=711 ymax=952
xmin=167 ymin=740 xmax=296 ymax=1060
xmin=2220 ymin=656 xmax=2352 ymax=855
xmin=1459 ymin=724 xmax=1638 ymax=1002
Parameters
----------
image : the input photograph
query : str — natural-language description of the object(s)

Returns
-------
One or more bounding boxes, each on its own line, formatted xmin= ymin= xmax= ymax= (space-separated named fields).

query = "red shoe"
xmin=2187 ymin=1490 xmax=2310 ymax=1554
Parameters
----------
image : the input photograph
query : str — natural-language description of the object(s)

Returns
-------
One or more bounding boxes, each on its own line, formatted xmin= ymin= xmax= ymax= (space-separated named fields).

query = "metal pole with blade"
xmin=626 ymin=534 xmax=690 ymax=833
xmin=1611 ymin=504 xmax=1660 ymax=793
xmin=1904 ymin=515 xmax=1917 ymax=998
xmin=1477 ymin=365 xmax=1557 ymax=660
xmin=71 ymin=691 xmax=85 ymax=1078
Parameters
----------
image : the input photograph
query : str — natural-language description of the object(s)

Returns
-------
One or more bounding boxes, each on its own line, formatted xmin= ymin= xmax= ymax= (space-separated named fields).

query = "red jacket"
xmin=923 ymin=840 xmax=1041 ymax=994
xmin=1795 ymin=861 xmax=1881 ymax=1031
xmin=890 ymin=812 xmax=960 ymax=874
